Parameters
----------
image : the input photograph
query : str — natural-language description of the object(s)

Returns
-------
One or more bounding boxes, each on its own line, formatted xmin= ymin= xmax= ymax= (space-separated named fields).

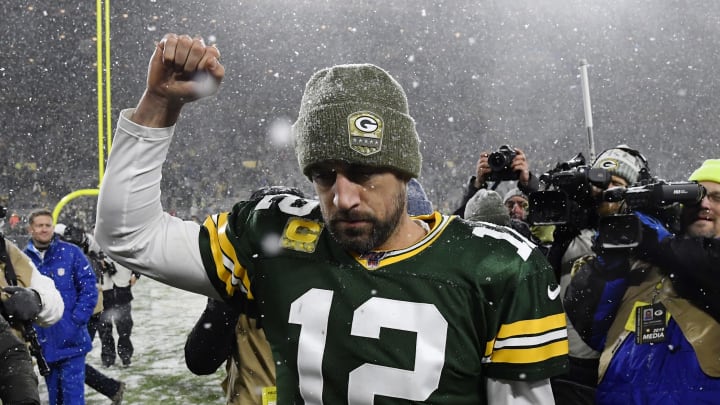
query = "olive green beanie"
xmin=293 ymin=63 xmax=422 ymax=179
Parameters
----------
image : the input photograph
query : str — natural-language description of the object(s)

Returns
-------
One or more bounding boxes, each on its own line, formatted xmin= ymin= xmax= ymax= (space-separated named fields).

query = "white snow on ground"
xmin=39 ymin=277 xmax=227 ymax=404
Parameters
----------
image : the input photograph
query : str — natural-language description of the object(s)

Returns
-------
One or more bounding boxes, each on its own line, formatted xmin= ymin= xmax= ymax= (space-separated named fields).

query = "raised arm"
xmin=95 ymin=34 xmax=224 ymax=298
xmin=131 ymin=34 xmax=223 ymax=127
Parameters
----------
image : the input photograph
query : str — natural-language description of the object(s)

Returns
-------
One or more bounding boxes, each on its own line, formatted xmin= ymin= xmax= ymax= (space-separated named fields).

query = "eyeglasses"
xmin=504 ymin=200 xmax=529 ymax=210
xmin=706 ymin=191 xmax=720 ymax=204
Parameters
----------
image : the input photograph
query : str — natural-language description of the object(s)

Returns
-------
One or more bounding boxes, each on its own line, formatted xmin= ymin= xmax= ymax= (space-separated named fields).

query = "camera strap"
xmin=0 ymin=235 xmax=18 ymax=286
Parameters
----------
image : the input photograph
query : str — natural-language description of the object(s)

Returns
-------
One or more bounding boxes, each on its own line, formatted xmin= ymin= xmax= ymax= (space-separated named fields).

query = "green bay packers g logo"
xmin=282 ymin=217 xmax=323 ymax=253
xmin=595 ymin=158 xmax=620 ymax=171
xmin=348 ymin=111 xmax=384 ymax=156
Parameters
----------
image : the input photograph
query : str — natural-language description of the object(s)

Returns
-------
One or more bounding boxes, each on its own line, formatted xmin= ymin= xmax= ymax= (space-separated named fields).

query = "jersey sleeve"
xmin=482 ymin=249 xmax=569 ymax=381
xmin=198 ymin=193 xmax=321 ymax=304
xmin=199 ymin=208 xmax=254 ymax=301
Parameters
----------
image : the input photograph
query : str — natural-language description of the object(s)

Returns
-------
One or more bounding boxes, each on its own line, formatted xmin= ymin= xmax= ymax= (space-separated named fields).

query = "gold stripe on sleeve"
xmin=204 ymin=213 xmax=252 ymax=298
xmin=496 ymin=313 xmax=567 ymax=339
xmin=488 ymin=340 xmax=568 ymax=364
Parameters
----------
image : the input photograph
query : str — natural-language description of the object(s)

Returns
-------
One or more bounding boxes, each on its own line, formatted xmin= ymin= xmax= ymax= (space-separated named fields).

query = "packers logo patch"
xmin=596 ymin=158 xmax=620 ymax=171
xmin=348 ymin=111 xmax=383 ymax=156
xmin=281 ymin=217 xmax=324 ymax=253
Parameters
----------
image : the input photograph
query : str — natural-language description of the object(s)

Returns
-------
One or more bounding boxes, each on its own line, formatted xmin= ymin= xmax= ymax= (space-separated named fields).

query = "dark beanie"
xmin=407 ymin=178 xmax=433 ymax=216
xmin=464 ymin=189 xmax=511 ymax=226
xmin=293 ymin=64 xmax=422 ymax=179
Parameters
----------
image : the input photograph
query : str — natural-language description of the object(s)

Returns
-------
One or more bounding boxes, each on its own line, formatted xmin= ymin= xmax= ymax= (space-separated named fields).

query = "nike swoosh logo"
xmin=547 ymin=285 xmax=561 ymax=301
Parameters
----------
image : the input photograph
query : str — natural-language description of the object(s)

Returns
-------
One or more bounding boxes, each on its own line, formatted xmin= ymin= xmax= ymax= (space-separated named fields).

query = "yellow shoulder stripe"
xmin=203 ymin=213 xmax=252 ymax=298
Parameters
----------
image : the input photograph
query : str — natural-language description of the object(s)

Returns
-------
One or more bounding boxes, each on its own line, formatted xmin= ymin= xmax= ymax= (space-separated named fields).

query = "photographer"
xmin=0 ymin=312 xmax=40 ymax=404
xmin=55 ymin=223 xmax=126 ymax=404
xmin=1 ymin=206 xmax=64 ymax=329
xmin=57 ymin=223 xmax=138 ymax=368
xmin=564 ymin=158 xmax=720 ymax=404
xmin=453 ymin=146 xmax=540 ymax=217
xmin=536 ymin=145 xmax=648 ymax=404
xmin=0 ymin=204 xmax=64 ymax=387
xmin=97 ymin=257 xmax=138 ymax=368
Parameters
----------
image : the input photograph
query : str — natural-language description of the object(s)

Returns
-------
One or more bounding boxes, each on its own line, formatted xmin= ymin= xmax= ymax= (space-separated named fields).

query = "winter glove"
xmin=633 ymin=211 xmax=672 ymax=264
xmin=2 ymin=286 xmax=42 ymax=322
xmin=591 ymin=232 xmax=631 ymax=279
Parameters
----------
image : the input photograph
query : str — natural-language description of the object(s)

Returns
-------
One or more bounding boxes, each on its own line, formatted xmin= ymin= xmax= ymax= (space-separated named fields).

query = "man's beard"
xmin=324 ymin=189 xmax=406 ymax=254
xmin=681 ymin=205 xmax=716 ymax=238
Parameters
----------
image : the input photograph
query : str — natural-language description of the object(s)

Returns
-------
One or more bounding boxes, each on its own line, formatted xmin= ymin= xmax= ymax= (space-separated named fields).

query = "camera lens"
xmin=488 ymin=152 xmax=509 ymax=171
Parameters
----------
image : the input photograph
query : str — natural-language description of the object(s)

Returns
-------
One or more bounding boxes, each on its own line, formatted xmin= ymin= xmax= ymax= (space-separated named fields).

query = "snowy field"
xmin=39 ymin=277 xmax=227 ymax=404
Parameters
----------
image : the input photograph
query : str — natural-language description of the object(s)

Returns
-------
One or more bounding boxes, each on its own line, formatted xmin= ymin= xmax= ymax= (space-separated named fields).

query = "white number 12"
xmin=289 ymin=288 xmax=448 ymax=404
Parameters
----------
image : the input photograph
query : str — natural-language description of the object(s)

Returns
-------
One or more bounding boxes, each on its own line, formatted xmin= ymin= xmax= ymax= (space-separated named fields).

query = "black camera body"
xmin=486 ymin=145 xmax=519 ymax=182
xmin=528 ymin=153 xmax=611 ymax=226
xmin=62 ymin=225 xmax=87 ymax=247
xmin=596 ymin=180 xmax=705 ymax=250
xmin=620 ymin=181 xmax=705 ymax=210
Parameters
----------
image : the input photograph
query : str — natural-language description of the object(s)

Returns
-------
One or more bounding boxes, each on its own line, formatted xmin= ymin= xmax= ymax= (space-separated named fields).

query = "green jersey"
xmin=198 ymin=193 xmax=568 ymax=404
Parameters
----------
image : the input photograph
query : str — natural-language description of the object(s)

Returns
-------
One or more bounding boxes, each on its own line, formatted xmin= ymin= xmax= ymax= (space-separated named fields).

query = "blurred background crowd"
xmin=2 ymin=0 xmax=720 ymax=241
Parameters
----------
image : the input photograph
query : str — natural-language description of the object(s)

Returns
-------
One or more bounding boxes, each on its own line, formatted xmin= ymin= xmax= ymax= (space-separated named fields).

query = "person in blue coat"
xmin=565 ymin=159 xmax=720 ymax=404
xmin=24 ymin=209 xmax=98 ymax=405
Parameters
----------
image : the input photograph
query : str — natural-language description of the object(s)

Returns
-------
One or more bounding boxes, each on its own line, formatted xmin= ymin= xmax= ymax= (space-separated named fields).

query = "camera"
xmin=604 ymin=181 xmax=706 ymax=210
xmin=527 ymin=153 xmax=611 ymax=226
xmin=0 ymin=205 xmax=6 ymax=219
xmin=61 ymin=225 xmax=88 ymax=248
xmin=486 ymin=145 xmax=519 ymax=182
xmin=596 ymin=180 xmax=705 ymax=250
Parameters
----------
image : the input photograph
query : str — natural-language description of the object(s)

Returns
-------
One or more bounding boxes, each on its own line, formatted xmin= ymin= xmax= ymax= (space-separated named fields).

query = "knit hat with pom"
xmin=293 ymin=64 xmax=422 ymax=179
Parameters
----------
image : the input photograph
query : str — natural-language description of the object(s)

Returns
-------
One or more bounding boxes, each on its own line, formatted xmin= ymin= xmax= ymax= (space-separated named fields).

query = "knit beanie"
xmin=592 ymin=145 xmax=646 ymax=185
xmin=407 ymin=178 xmax=433 ymax=216
xmin=249 ymin=185 xmax=306 ymax=200
xmin=688 ymin=159 xmax=720 ymax=183
xmin=503 ymin=188 xmax=528 ymax=205
xmin=293 ymin=64 xmax=422 ymax=179
xmin=464 ymin=189 xmax=511 ymax=226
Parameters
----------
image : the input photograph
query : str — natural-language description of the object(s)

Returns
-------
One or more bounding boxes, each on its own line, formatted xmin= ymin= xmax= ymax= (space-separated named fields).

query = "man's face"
xmin=310 ymin=162 xmax=406 ymax=254
xmin=504 ymin=196 xmax=528 ymax=221
xmin=682 ymin=181 xmax=720 ymax=238
xmin=29 ymin=214 xmax=55 ymax=245
xmin=596 ymin=175 xmax=629 ymax=217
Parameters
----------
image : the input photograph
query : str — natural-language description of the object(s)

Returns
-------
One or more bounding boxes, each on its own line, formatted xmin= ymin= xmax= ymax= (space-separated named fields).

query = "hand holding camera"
xmin=2 ymin=286 xmax=42 ymax=321
xmin=475 ymin=145 xmax=532 ymax=187
xmin=486 ymin=145 xmax=520 ymax=182
xmin=632 ymin=211 xmax=673 ymax=263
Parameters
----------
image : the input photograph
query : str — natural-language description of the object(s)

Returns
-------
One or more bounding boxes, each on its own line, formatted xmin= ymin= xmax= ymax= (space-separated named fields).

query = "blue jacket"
xmin=25 ymin=235 xmax=97 ymax=363
xmin=566 ymin=245 xmax=720 ymax=404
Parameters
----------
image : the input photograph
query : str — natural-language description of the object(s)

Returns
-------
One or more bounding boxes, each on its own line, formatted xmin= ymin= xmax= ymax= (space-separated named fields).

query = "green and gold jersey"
xmin=199 ymin=193 xmax=568 ymax=404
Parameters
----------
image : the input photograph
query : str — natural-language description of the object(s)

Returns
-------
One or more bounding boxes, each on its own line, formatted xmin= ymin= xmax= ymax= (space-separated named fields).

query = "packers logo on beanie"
xmin=293 ymin=63 xmax=422 ymax=179
xmin=592 ymin=145 xmax=646 ymax=185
